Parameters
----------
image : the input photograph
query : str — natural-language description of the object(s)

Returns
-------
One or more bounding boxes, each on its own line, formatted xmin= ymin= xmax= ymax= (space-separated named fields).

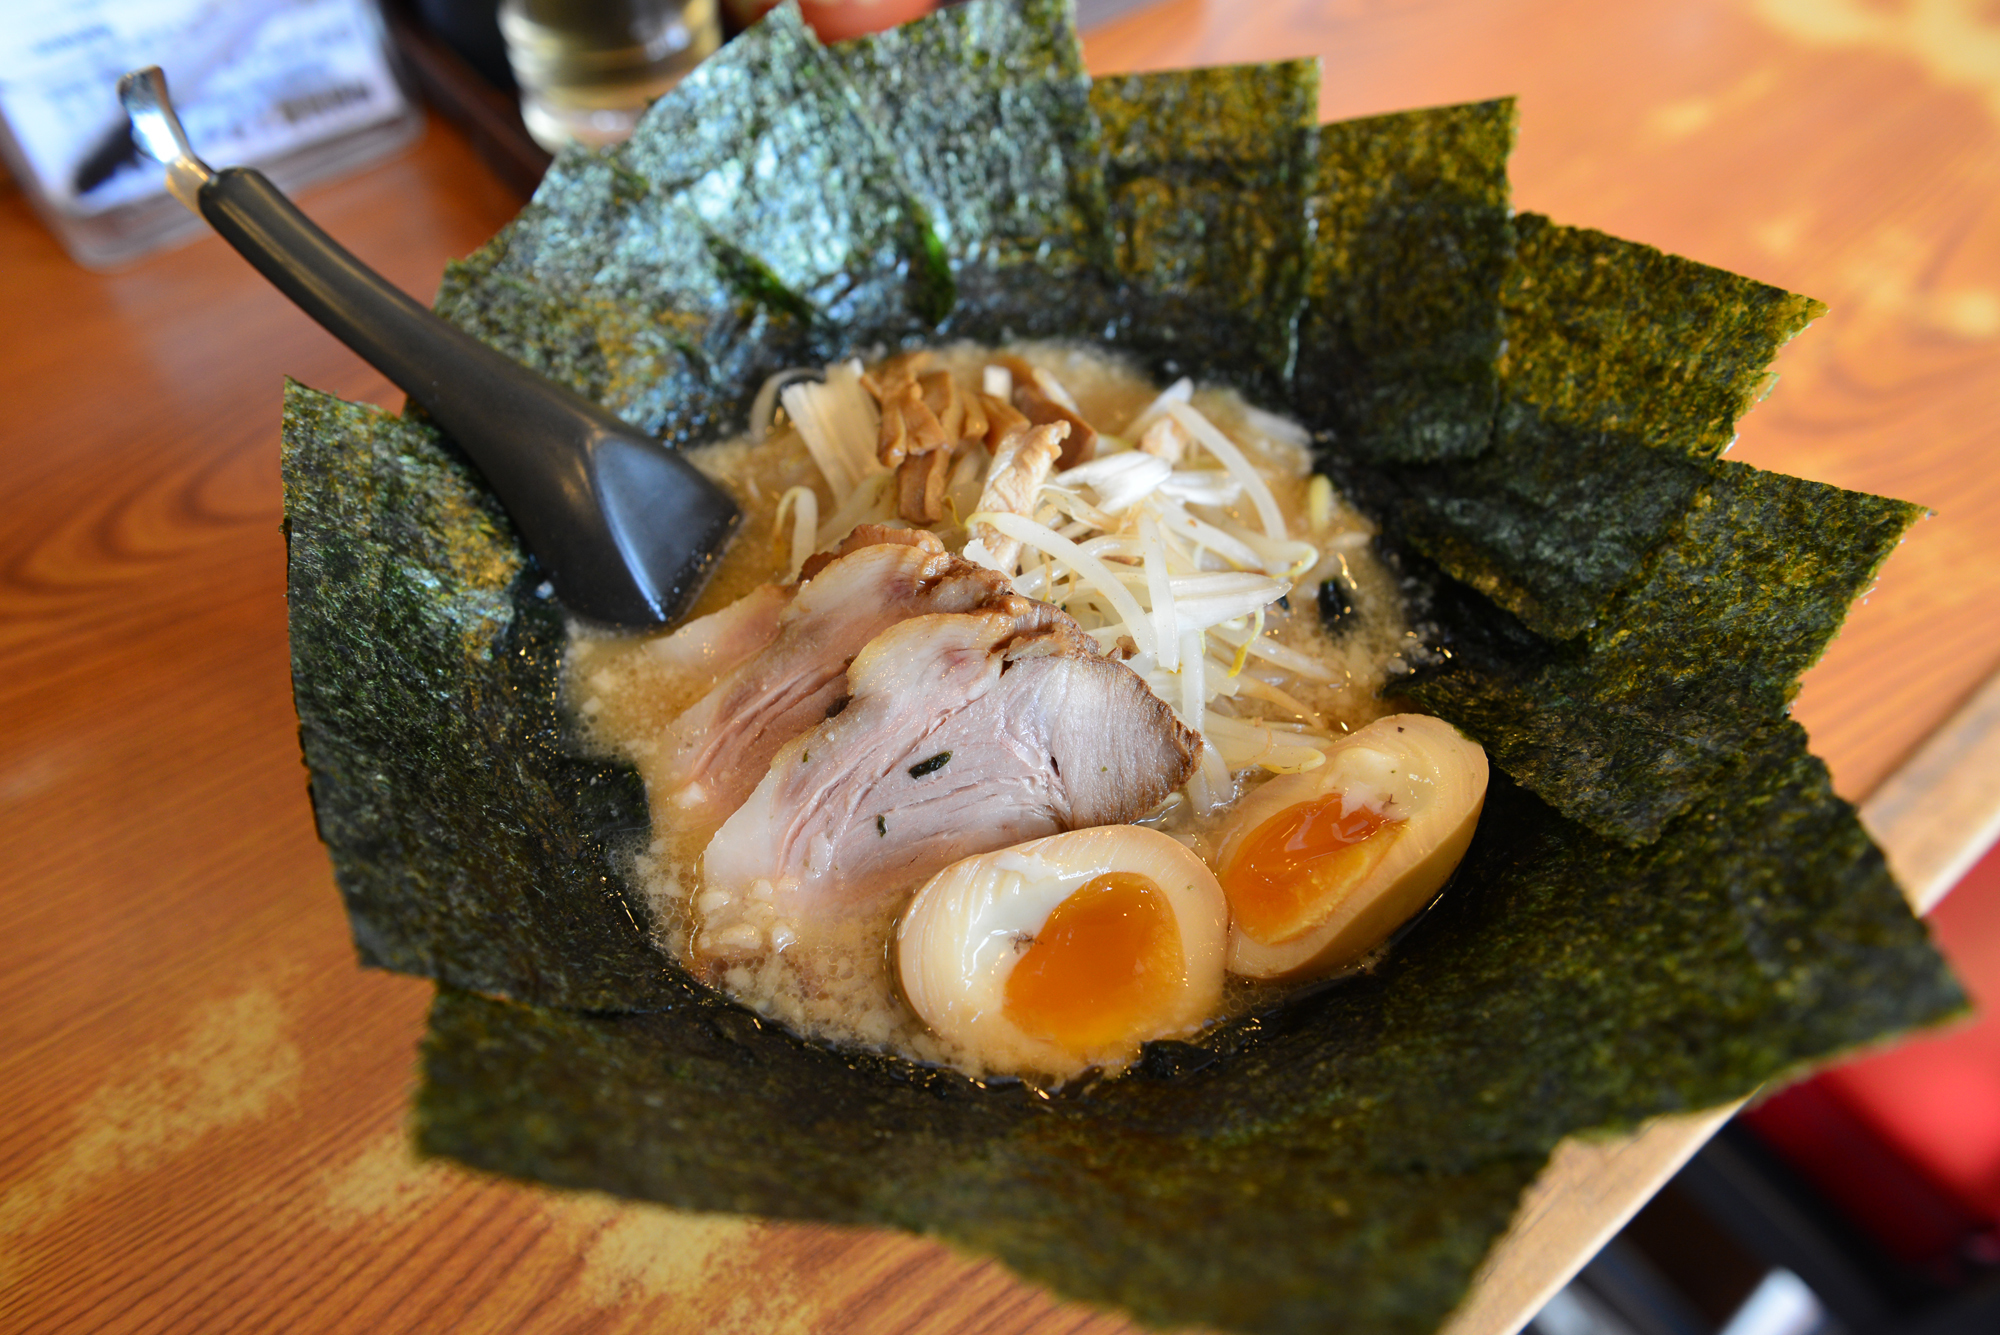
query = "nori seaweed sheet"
xmin=1088 ymin=61 xmax=1320 ymax=400
xmin=436 ymin=1 xmax=950 ymax=441
xmin=1296 ymin=100 xmax=1515 ymax=464
xmin=615 ymin=3 xmax=950 ymax=348
xmin=1407 ymin=463 xmax=1927 ymax=844
xmin=1500 ymin=214 xmax=1828 ymax=462
xmin=1355 ymin=404 xmax=1715 ymax=642
xmin=417 ymin=723 xmax=1960 ymax=1335
xmin=270 ymin=3 xmax=1964 ymax=1331
xmin=432 ymin=153 xmax=811 ymax=451
xmin=283 ymin=384 xmax=685 ymax=1010
xmin=1352 ymin=214 xmax=1829 ymax=641
xmin=826 ymin=0 xmax=1110 ymax=343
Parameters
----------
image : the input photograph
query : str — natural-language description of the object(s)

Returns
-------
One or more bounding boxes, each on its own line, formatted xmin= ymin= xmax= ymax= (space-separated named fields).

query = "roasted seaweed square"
xmin=1584 ymin=462 xmax=1924 ymax=707
xmin=1408 ymin=461 xmax=1926 ymax=844
xmin=445 ymin=4 xmax=949 ymax=408
xmin=615 ymin=3 xmax=949 ymax=349
xmin=1357 ymin=403 xmax=1715 ymax=643
xmin=284 ymin=386 xmax=690 ymax=1011
xmin=827 ymin=0 xmax=1110 ymax=343
xmin=1089 ymin=60 xmax=1320 ymax=400
xmin=418 ymin=983 xmax=1545 ymax=1335
xmin=1297 ymin=99 xmax=1515 ymax=464
xmin=433 ymin=189 xmax=799 ymax=452
xmin=434 ymin=117 xmax=904 ymax=450
xmin=432 ymin=4 xmax=972 ymax=442
xmin=1366 ymin=214 xmax=1829 ymax=641
xmin=1502 ymin=214 xmax=1827 ymax=462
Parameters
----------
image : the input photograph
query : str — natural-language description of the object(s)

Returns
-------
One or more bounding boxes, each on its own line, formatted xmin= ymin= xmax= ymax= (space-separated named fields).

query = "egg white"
xmin=896 ymin=825 xmax=1228 ymax=1080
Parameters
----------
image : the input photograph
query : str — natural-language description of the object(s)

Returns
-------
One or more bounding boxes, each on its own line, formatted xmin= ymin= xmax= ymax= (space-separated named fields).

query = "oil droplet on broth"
xmin=1002 ymin=872 xmax=1183 ymax=1053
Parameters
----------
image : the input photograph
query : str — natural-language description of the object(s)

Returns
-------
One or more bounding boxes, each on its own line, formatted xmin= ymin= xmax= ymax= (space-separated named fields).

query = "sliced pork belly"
xmin=694 ymin=598 xmax=1200 ymax=963
xmin=641 ymin=581 xmax=789 ymax=682
xmin=658 ymin=529 xmax=1011 ymax=835
xmin=796 ymin=521 xmax=948 ymax=580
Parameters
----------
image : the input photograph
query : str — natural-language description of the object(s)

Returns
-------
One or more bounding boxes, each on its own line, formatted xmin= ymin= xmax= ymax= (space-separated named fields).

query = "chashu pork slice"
xmin=641 ymin=581 xmax=789 ymax=682
xmin=694 ymin=598 xmax=1200 ymax=963
xmin=643 ymin=524 xmax=958 ymax=687
xmin=658 ymin=527 xmax=1011 ymax=836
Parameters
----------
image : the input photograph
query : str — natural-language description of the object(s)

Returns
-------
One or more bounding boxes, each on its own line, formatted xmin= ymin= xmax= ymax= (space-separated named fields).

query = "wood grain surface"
xmin=4 ymin=3 xmax=1998 ymax=1333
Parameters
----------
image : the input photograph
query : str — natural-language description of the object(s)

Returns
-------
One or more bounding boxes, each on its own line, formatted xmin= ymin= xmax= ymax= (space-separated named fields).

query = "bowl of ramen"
xmin=277 ymin=2 xmax=1963 ymax=1332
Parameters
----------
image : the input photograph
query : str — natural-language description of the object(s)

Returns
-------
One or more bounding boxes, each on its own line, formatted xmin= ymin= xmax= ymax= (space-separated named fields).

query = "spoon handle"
xmin=201 ymin=165 xmax=738 ymax=627
xmin=117 ymin=64 xmax=738 ymax=628
xmin=199 ymin=163 xmax=527 ymax=436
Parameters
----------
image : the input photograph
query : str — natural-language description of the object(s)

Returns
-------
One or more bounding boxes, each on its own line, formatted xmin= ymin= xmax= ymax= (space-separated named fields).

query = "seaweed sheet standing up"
xmin=827 ymin=0 xmax=1110 ymax=343
xmin=1367 ymin=210 xmax=1882 ymax=845
xmin=1296 ymin=99 xmax=1515 ymax=465
xmin=1357 ymin=215 xmax=1827 ymax=645
xmin=614 ymin=3 xmax=950 ymax=348
xmin=275 ymin=3 xmax=1966 ymax=1334
xmin=435 ymin=4 xmax=949 ymax=448
xmin=1291 ymin=102 xmax=1877 ymax=844
xmin=283 ymin=387 xmax=689 ymax=1012
xmin=433 ymin=157 xmax=780 ymax=452
xmin=1089 ymin=59 xmax=1320 ymax=401
xmin=1408 ymin=462 xmax=1926 ymax=844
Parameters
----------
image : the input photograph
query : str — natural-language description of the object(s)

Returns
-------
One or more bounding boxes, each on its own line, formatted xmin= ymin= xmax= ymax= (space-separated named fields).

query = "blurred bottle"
xmin=499 ymin=0 xmax=720 ymax=151
xmin=724 ymin=0 xmax=934 ymax=42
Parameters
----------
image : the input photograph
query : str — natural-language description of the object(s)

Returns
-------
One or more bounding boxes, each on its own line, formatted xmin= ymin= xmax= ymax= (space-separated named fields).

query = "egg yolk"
xmin=1002 ymin=872 xmax=1183 ymax=1055
xmin=1222 ymin=797 xmax=1404 ymax=944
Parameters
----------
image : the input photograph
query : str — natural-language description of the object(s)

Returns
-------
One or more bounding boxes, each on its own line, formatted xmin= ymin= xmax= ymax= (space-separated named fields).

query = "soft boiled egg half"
xmin=896 ymin=826 xmax=1228 ymax=1080
xmin=1216 ymin=713 xmax=1488 ymax=980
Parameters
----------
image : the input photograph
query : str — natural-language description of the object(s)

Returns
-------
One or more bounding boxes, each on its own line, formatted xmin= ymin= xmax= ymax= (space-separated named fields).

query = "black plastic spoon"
xmin=117 ymin=66 xmax=740 ymax=628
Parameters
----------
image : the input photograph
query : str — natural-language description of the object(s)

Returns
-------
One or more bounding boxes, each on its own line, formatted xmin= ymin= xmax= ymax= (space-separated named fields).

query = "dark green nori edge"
xmin=271 ymin=2 xmax=1964 ymax=1331
xmin=433 ymin=155 xmax=810 ymax=451
xmin=283 ymin=384 xmax=688 ymax=1010
xmin=1358 ymin=214 xmax=1829 ymax=640
xmin=1500 ymin=214 xmax=1828 ymax=461
xmin=1296 ymin=99 xmax=1515 ymax=464
xmin=614 ymin=3 xmax=948 ymax=352
xmin=1584 ymin=463 xmax=1923 ymax=710
xmin=439 ymin=2 xmax=948 ymax=425
xmin=1089 ymin=60 xmax=1320 ymax=400
xmin=1407 ymin=462 xmax=1927 ymax=844
xmin=827 ymin=0 xmax=1110 ymax=343
xmin=1353 ymin=402 xmax=1715 ymax=642
xmin=417 ymin=724 xmax=1961 ymax=1335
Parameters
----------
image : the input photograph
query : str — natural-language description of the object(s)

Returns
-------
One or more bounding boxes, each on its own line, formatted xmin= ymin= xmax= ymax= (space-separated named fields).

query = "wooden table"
xmin=5 ymin=3 xmax=1998 ymax=1331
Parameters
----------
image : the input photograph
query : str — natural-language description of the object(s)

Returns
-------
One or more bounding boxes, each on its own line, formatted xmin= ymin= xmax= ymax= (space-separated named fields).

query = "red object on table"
xmin=727 ymin=0 xmax=936 ymax=42
xmin=1743 ymin=840 xmax=2000 ymax=1272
